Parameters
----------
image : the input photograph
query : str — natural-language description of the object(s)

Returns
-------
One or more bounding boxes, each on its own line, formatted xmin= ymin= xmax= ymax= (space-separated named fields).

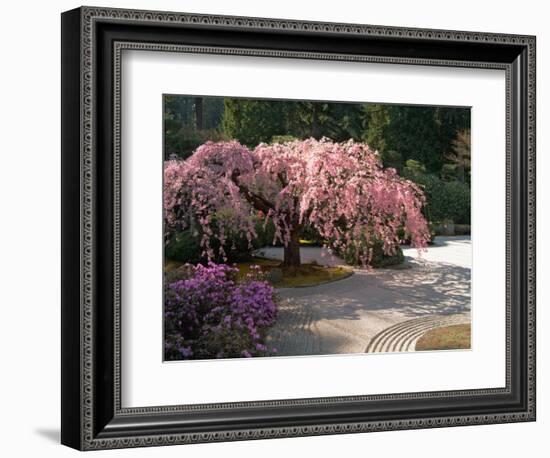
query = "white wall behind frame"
xmin=0 ymin=1 xmax=545 ymax=457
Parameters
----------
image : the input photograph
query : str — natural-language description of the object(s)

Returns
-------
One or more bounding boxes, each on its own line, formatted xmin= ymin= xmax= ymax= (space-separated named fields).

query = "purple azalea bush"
xmin=164 ymin=263 xmax=278 ymax=360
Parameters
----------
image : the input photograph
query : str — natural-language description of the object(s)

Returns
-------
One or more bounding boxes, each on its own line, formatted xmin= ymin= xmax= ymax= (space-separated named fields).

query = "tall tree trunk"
xmin=195 ymin=97 xmax=204 ymax=130
xmin=457 ymin=163 xmax=465 ymax=183
xmin=282 ymin=229 xmax=301 ymax=267
xmin=311 ymin=103 xmax=320 ymax=139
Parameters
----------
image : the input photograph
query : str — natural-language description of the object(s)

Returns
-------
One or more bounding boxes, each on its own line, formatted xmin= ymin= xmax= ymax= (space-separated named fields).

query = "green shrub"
xmin=402 ymin=159 xmax=427 ymax=179
xmin=271 ymin=135 xmax=299 ymax=144
xmin=371 ymin=244 xmax=404 ymax=268
xmin=165 ymin=228 xmax=251 ymax=264
xmin=253 ymin=218 xmax=278 ymax=248
xmin=165 ymin=218 xmax=278 ymax=265
xmin=398 ymin=222 xmax=437 ymax=245
xmin=440 ymin=163 xmax=459 ymax=182
xmin=339 ymin=237 xmax=404 ymax=268
xmin=413 ymin=174 xmax=470 ymax=225
xmin=165 ymin=230 xmax=203 ymax=264
xmin=299 ymin=224 xmax=324 ymax=246
xmin=380 ymin=149 xmax=403 ymax=171
xmin=442 ymin=181 xmax=470 ymax=224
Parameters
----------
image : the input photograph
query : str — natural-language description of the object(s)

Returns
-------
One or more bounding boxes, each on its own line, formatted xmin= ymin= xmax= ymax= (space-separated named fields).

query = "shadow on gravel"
xmin=267 ymin=256 xmax=471 ymax=356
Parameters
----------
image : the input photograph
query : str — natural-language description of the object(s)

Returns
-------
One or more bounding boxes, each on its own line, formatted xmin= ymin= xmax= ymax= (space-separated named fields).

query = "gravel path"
xmin=365 ymin=314 xmax=470 ymax=353
xmin=264 ymin=237 xmax=471 ymax=356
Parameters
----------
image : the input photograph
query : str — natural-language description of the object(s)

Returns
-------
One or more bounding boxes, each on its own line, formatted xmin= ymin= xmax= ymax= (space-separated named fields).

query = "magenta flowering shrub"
xmin=164 ymin=263 xmax=277 ymax=360
xmin=164 ymin=138 xmax=430 ymax=267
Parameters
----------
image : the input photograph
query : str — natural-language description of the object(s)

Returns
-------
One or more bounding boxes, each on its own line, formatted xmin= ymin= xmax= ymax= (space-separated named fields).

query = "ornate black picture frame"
xmin=61 ymin=6 xmax=536 ymax=450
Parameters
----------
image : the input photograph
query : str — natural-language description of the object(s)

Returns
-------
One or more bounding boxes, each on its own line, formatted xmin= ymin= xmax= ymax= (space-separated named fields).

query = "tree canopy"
xmin=164 ymin=139 xmax=430 ymax=267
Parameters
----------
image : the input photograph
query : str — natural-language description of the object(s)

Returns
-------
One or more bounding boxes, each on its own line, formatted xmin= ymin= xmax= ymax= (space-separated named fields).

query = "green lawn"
xmin=165 ymin=257 xmax=353 ymax=288
xmin=415 ymin=323 xmax=471 ymax=351
xmin=235 ymin=258 xmax=352 ymax=288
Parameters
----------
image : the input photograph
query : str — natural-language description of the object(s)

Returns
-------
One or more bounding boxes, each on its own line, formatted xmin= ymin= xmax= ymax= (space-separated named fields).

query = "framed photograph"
xmin=61 ymin=6 xmax=536 ymax=450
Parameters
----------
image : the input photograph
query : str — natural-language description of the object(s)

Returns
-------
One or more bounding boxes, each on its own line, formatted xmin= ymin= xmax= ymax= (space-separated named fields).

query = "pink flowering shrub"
xmin=164 ymin=263 xmax=277 ymax=360
xmin=164 ymin=138 xmax=430 ymax=267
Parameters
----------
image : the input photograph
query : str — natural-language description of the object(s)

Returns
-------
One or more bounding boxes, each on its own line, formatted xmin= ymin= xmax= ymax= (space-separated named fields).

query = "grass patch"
xmin=235 ymin=258 xmax=352 ymax=288
xmin=415 ymin=323 xmax=471 ymax=351
xmin=164 ymin=257 xmax=353 ymax=288
xmin=234 ymin=257 xmax=280 ymax=275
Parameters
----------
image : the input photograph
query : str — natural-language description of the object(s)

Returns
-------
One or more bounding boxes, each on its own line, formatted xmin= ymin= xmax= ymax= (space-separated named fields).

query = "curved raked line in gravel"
xmin=365 ymin=314 xmax=470 ymax=353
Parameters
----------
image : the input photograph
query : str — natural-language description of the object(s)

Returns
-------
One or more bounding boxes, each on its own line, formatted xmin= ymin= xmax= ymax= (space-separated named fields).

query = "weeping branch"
xmin=230 ymin=170 xmax=274 ymax=214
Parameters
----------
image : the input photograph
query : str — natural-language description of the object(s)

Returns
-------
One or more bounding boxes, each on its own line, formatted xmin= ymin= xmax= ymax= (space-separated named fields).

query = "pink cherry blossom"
xmin=164 ymin=138 xmax=430 ymax=267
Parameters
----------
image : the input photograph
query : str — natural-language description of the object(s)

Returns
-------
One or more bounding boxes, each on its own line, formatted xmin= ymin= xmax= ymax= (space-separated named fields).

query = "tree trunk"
xmin=311 ymin=103 xmax=320 ymax=139
xmin=457 ymin=164 xmax=465 ymax=183
xmin=195 ymin=97 xmax=204 ymax=130
xmin=282 ymin=230 xmax=301 ymax=267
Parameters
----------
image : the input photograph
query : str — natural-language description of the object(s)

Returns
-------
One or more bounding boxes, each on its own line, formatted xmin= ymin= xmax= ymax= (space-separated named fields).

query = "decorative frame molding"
xmin=61 ymin=6 xmax=536 ymax=450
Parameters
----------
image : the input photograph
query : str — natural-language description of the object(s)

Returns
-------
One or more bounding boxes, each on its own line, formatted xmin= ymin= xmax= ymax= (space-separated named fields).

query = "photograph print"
xmin=162 ymin=95 xmax=472 ymax=361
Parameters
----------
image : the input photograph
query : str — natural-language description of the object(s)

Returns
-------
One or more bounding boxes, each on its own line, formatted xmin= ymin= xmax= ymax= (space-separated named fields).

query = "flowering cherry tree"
xmin=164 ymin=138 xmax=430 ymax=267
